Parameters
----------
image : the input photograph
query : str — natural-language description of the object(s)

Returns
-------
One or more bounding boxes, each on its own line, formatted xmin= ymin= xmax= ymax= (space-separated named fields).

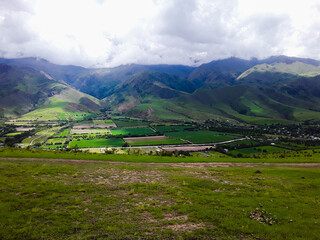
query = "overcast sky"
xmin=1 ymin=0 xmax=320 ymax=67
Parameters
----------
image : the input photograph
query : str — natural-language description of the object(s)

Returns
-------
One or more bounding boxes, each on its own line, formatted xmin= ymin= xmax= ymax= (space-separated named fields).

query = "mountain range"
xmin=1 ymin=55 xmax=320 ymax=123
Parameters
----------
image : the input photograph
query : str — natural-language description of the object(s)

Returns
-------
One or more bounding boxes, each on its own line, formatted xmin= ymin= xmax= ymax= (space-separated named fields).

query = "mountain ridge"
xmin=1 ymin=55 xmax=320 ymax=123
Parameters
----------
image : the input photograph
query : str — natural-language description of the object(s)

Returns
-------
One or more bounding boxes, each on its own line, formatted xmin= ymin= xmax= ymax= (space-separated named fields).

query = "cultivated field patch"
xmin=112 ymin=118 xmax=150 ymax=128
xmin=71 ymin=128 xmax=110 ymax=135
xmin=154 ymin=125 xmax=194 ymax=133
xmin=111 ymin=127 xmax=155 ymax=136
xmin=93 ymin=119 xmax=117 ymax=128
xmin=124 ymin=136 xmax=184 ymax=146
xmin=165 ymin=130 xmax=241 ymax=144
xmin=68 ymin=138 xmax=125 ymax=148
xmin=54 ymin=128 xmax=70 ymax=138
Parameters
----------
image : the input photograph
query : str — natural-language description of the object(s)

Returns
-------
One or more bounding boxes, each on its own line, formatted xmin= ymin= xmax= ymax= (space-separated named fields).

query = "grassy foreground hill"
xmin=0 ymin=148 xmax=320 ymax=239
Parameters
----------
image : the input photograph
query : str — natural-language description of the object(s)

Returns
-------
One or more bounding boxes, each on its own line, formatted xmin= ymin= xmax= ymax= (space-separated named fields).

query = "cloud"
xmin=0 ymin=0 xmax=320 ymax=67
xmin=157 ymin=0 xmax=237 ymax=44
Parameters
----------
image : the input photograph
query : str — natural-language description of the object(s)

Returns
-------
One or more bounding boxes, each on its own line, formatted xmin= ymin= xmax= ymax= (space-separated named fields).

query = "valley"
xmin=2 ymin=113 xmax=320 ymax=159
xmin=1 ymin=55 xmax=320 ymax=157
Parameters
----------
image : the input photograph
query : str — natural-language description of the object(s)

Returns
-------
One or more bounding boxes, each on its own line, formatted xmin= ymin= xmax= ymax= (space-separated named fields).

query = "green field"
xmin=42 ymin=144 xmax=64 ymax=149
xmin=112 ymin=118 xmax=150 ymax=127
xmin=71 ymin=133 xmax=110 ymax=138
xmin=154 ymin=125 xmax=194 ymax=133
xmin=54 ymin=128 xmax=70 ymax=138
xmin=46 ymin=138 xmax=66 ymax=145
xmin=68 ymin=138 xmax=125 ymax=148
xmin=93 ymin=119 xmax=115 ymax=125
xmin=111 ymin=127 xmax=155 ymax=136
xmin=0 ymin=157 xmax=319 ymax=239
xmin=5 ymin=132 xmax=23 ymax=137
xmin=124 ymin=136 xmax=185 ymax=146
xmin=165 ymin=130 xmax=241 ymax=144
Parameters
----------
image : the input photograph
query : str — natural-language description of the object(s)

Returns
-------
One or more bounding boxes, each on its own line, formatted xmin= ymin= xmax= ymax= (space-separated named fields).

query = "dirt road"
xmin=1 ymin=157 xmax=320 ymax=168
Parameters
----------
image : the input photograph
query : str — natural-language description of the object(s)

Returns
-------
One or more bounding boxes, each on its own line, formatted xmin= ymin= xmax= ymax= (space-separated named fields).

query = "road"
xmin=100 ymin=137 xmax=248 ymax=150
xmin=0 ymin=157 xmax=319 ymax=168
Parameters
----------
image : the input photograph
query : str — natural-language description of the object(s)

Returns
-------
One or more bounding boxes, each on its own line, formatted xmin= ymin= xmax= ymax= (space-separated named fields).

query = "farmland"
xmin=153 ymin=125 xmax=194 ymax=133
xmin=45 ymin=138 xmax=66 ymax=145
xmin=54 ymin=128 xmax=70 ymax=137
xmin=124 ymin=136 xmax=185 ymax=146
xmin=165 ymin=130 xmax=241 ymax=144
xmin=112 ymin=118 xmax=150 ymax=128
xmin=42 ymin=144 xmax=64 ymax=149
xmin=111 ymin=127 xmax=155 ymax=136
xmin=93 ymin=119 xmax=115 ymax=125
xmin=2 ymin=115 xmax=320 ymax=159
xmin=68 ymin=138 xmax=125 ymax=148
xmin=71 ymin=128 xmax=110 ymax=135
xmin=5 ymin=132 xmax=22 ymax=137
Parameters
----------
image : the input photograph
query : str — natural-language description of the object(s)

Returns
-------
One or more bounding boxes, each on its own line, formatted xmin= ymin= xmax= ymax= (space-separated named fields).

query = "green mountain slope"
xmin=236 ymin=62 xmax=320 ymax=86
xmin=105 ymin=57 xmax=320 ymax=123
xmin=0 ymin=64 xmax=103 ymax=120
xmin=104 ymin=71 xmax=223 ymax=121
xmin=187 ymin=57 xmax=259 ymax=87
xmin=0 ymin=58 xmax=195 ymax=99
xmin=47 ymin=64 xmax=195 ymax=99
xmin=2 ymin=55 xmax=320 ymax=123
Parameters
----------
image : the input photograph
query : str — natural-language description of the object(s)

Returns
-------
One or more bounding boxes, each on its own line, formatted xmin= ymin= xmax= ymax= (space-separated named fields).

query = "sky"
xmin=1 ymin=0 xmax=320 ymax=67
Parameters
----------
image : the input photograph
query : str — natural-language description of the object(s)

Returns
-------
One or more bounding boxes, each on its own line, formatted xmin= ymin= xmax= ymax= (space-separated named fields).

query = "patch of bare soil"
xmin=162 ymin=214 xmax=188 ymax=222
xmin=147 ymin=107 xmax=154 ymax=118
xmin=116 ymin=99 xmax=139 ymax=112
xmin=92 ymin=169 xmax=165 ymax=185
xmin=161 ymin=222 xmax=205 ymax=232
xmin=73 ymin=125 xmax=93 ymax=129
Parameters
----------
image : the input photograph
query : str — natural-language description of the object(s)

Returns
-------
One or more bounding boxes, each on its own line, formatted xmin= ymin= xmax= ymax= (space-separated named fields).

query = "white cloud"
xmin=0 ymin=0 xmax=320 ymax=67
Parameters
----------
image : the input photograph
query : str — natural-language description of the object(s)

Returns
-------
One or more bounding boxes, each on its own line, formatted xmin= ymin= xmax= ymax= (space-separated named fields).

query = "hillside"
xmin=0 ymin=63 xmax=103 ymax=120
xmin=0 ymin=58 xmax=195 ymax=99
xmin=102 ymin=56 xmax=320 ymax=123
xmin=187 ymin=57 xmax=259 ymax=87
